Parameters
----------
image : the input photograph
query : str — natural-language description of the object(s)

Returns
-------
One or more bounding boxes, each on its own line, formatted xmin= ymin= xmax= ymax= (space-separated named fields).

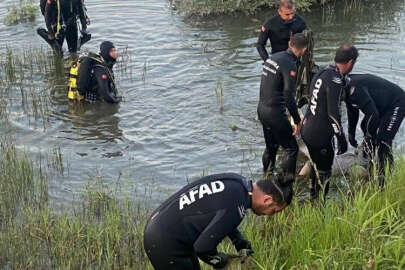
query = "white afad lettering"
xmin=310 ymin=79 xmax=323 ymax=115
xmin=179 ymin=194 xmax=192 ymax=210
xmin=211 ymin=181 xmax=225 ymax=193
xmin=189 ymin=188 xmax=199 ymax=202
xmin=179 ymin=181 xmax=226 ymax=210
xmin=199 ymin=184 xmax=212 ymax=198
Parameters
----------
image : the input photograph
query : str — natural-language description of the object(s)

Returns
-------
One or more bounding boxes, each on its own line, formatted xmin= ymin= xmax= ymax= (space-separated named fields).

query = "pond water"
xmin=0 ymin=0 xmax=404 ymax=204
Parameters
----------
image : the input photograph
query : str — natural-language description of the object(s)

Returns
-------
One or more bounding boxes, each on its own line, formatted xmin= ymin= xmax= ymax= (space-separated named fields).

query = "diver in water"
xmin=68 ymin=41 xmax=121 ymax=104
xmin=257 ymin=0 xmax=307 ymax=62
xmin=301 ymin=45 xmax=358 ymax=200
xmin=144 ymin=173 xmax=294 ymax=270
xmin=345 ymin=74 xmax=405 ymax=188
xmin=37 ymin=0 xmax=91 ymax=53
xmin=258 ymin=33 xmax=308 ymax=178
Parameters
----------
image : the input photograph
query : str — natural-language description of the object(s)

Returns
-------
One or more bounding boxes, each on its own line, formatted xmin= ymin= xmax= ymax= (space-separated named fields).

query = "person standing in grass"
xmin=257 ymin=0 xmax=307 ymax=62
xmin=344 ymin=74 xmax=405 ymax=188
xmin=257 ymin=33 xmax=308 ymax=178
xmin=143 ymin=173 xmax=293 ymax=270
xmin=301 ymin=45 xmax=358 ymax=200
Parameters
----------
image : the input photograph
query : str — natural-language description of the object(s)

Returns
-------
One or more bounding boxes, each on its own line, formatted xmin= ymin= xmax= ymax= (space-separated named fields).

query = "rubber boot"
xmin=309 ymin=167 xmax=319 ymax=199
xmin=262 ymin=144 xmax=278 ymax=177
xmin=319 ymin=170 xmax=331 ymax=202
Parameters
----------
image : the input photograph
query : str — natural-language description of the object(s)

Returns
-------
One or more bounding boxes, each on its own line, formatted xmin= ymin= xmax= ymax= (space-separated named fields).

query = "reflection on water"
xmin=57 ymin=103 xmax=123 ymax=144
xmin=0 ymin=0 xmax=404 ymax=204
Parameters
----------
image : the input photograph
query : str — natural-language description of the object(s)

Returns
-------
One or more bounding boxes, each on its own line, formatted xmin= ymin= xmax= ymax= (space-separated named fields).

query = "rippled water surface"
xmin=0 ymin=0 xmax=404 ymax=204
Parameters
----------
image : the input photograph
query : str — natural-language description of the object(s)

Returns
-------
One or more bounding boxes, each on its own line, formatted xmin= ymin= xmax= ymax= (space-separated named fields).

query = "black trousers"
xmin=302 ymin=134 xmax=334 ymax=198
xmin=258 ymin=107 xmax=298 ymax=176
xmin=366 ymin=100 xmax=405 ymax=185
xmin=144 ymin=222 xmax=201 ymax=270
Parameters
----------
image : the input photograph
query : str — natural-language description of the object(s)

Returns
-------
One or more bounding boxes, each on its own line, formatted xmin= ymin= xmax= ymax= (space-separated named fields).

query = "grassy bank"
xmin=170 ymin=0 xmax=336 ymax=17
xmin=0 ymin=136 xmax=404 ymax=269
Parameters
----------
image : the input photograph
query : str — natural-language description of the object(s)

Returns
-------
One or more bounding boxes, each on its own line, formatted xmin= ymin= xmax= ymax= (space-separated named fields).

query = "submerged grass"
xmin=0 ymin=46 xmax=64 ymax=128
xmin=4 ymin=0 xmax=37 ymax=26
xmin=0 ymin=136 xmax=404 ymax=269
xmin=0 ymin=137 xmax=149 ymax=269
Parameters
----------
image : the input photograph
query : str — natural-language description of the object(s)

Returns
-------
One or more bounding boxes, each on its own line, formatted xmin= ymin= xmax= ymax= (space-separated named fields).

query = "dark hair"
xmin=334 ymin=44 xmax=359 ymax=63
xmin=290 ymin=33 xmax=308 ymax=50
xmin=256 ymin=175 xmax=294 ymax=205
xmin=279 ymin=0 xmax=294 ymax=9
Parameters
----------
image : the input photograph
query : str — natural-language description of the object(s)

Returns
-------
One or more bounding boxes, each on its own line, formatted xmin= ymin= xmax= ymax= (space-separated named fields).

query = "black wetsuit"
xmin=346 ymin=74 xmax=405 ymax=185
xmin=41 ymin=0 xmax=87 ymax=52
xmin=257 ymin=14 xmax=306 ymax=61
xmin=144 ymin=173 xmax=252 ymax=270
xmin=301 ymin=65 xmax=347 ymax=197
xmin=257 ymin=49 xmax=300 ymax=176
xmin=78 ymin=56 xmax=121 ymax=104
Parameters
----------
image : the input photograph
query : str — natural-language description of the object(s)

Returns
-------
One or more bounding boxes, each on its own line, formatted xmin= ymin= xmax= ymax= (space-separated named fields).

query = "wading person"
xmin=301 ymin=45 xmax=358 ymax=200
xmin=258 ymin=33 xmax=308 ymax=178
xmin=37 ymin=0 xmax=91 ymax=53
xmin=257 ymin=0 xmax=307 ymax=62
xmin=345 ymin=74 xmax=405 ymax=188
xmin=144 ymin=173 xmax=294 ymax=270
xmin=68 ymin=41 xmax=121 ymax=103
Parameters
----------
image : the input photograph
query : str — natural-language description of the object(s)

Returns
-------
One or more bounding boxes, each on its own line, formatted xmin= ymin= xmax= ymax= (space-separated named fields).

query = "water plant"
xmin=1 ymin=133 xmax=404 ymax=269
xmin=4 ymin=0 xmax=38 ymax=26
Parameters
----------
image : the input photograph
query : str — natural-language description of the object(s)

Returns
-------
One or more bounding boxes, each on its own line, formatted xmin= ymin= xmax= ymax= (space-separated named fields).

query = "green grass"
xmin=0 ymin=135 xmax=404 ymax=269
xmin=4 ymin=0 xmax=37 ymax=26
xmin=217 ymin=161 xmax=405 ymax=269
xmin=170 ymin=0 xmax=333 ymax=17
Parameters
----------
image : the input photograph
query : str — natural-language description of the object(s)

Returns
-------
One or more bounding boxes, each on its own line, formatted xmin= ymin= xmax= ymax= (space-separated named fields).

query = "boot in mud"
xmin=319 ymin=170 xmax=331 ymax=203
xmin=309 ymin=168 xmax=320 ymax=200
xmin=309 ymin=169 xmax=331 ymax=202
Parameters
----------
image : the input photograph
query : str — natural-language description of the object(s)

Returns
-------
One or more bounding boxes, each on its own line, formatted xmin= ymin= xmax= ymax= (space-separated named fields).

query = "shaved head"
xmin=279 ymin=0 xmax=294 ymax=9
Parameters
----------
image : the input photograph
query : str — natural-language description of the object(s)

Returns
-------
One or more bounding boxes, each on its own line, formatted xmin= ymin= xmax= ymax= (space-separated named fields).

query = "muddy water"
xmin=0 ymin=0 xmax=404 ymax=204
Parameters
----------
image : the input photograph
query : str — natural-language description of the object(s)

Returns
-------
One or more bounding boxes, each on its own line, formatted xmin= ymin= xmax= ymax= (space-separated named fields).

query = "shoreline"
xmin=1 ymin=137 xmax=404 ymax=269
xmin=170 ymin=0 xmax=344 ymax=18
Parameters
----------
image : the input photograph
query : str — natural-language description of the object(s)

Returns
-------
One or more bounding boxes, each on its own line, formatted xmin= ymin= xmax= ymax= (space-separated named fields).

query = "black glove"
xmin=336 ymin=135 xmax=348 ymax=155
xmin=297 ymin=96 xmax=309 ymax=108
xmin=348 ymin=133 xmax=358 ymax=148
xmin=198 ymin=252 xmax=230 ymax=269
xmin=232 ymin=237 xmax=252 ymax=252
xmin=211 ymin=253 xmax=230 ymax=269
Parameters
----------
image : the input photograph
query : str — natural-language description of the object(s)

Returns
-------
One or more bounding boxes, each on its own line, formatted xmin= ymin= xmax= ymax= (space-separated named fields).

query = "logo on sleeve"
xmin=238 ymin=205 xmax=246 ymax=218
xmin=332 ymin=77 xmax=342 ymax=84
xmin=332 ymin=123 xmax=340 ymax=134
xmin=290 ymin=70 xmax=296 ymax=77
xmin=101 ymin=74 xmax=108 ymax=80
xmin=261 ymin=26 xmax=266 ymax=32
xmin=179 ymin=181 xmax=225 ymax=210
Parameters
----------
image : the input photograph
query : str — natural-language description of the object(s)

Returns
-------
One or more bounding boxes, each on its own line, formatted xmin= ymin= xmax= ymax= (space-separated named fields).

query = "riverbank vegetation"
xmin=1 ymin=135 xmax=404 ymax=269
xmin=169 ymin=0 xmax=363 ymax=17
xmin=4 ymin=0 xmax=37 ymax=25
